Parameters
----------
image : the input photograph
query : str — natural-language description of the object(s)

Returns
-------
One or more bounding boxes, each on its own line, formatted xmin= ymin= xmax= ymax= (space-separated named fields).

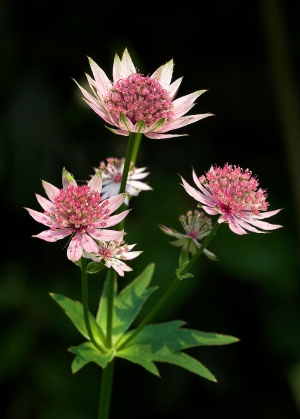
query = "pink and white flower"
xmin=159 ymin=210 xmax=217 ymax=260
xmin=96 ymin=157 xmax=152 ymax=205
xmin=84 ymin=237 xmax=142 ymax=276
xmin=75 ymin=48 xmax=211 ymax=139
xmin=25 ymin=168 xmax=129 ymax=262
xmin=181 ymin=164 xmax=282 ymax=235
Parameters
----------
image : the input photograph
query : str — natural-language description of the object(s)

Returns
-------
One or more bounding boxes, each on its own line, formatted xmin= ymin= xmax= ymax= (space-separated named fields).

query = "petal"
xmin=127 ymin=180 xmax=152 ymax=190
xmin=33 ymin=228 xmax=72 ymax=242
xmin=119 ymin=113 xmax=134 ymax=132
xmin=224 ymin=215 xmax=248 ymax=235
xmin=80 ymin=232 xmax=99 ymax=253
xmin=151 ymin=59 xmax=174 ymax=89
xmin=62 ymin=167 xmax=77 ymax=189
xmin=180 ymin=176 xmax=216 ymax=207
xmin=35 ymin=194 xmax=55 ymax=213
xmin=104 ymin=193 xmax=126 ymax=214
xmin=120 ymin=48 xmax=136 ymax=78
xmin=144 ymin=132 xmax=188 ymax=140
xmin=25 ymin=207 xmax=56 ymax=227
xmin=89 ymin=229 xmax=123 ymax=241
xmin=88 ymin=170 xmax=102 ymax=193
xmin=101 ymin=210 xmax=130 ymax=227
xmin=243 ymin=216 xmax=282 ymax=231
xmin=253 ymin=208 xmax=282 ymax=220
xmin=168 ymin=77 xmax=183 ymax=99
xmin=67 ymin=233 xmax=83 ymax=261
xmin=160 ymin=113 xmax=213 ymax=132
xmin=201 ymin=206 xmax=219 ymax=215
xmin=173 ymin=90 xmax=207 ymax=115
xmin=42 ymin=181 xmax=60 ymax=202
xmin=111 ymin=259 xmax=132 ymax=276
xmin=105 ymin=126 xmax=130 ymax=136
xmin=85 ymin=100 xmax=117 ymax=125
xmin=231 ymin=216 xmax=263 ymax=233
xmin=123 ymin=250 xmax=142 ymax=260
xmin=113 ymin=52 xmax=123 ymax=82
xmin=88 ymin=57 xmax=112 ymax=96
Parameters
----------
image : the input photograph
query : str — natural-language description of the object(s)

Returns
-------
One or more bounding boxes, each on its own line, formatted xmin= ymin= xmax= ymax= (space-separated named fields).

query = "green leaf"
xmin=50 ymin=293 xmax=105 ymax=347
xmin=123 ymin=321 xmax=238 ymax=350
xmin=86 ymin=261 xmax=104 ymax=274
xmin=152 ymin=351 xmax=216 ymax=382
xmin=96 ymin=264 xmax=157 ymax=343
xmin=116 ymin=347 xmax=160 ymax=376
xmin=116 ymin=321 xmax=238 ymax=381
xmin=113 ymin=264 xmax=157 ymax=341
xmin=68 ymin=342 xmax=114 ymax=373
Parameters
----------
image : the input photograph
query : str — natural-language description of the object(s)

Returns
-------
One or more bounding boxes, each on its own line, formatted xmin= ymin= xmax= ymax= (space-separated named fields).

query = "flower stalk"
xmin=80 ymin=258 xmax=105 ymax=352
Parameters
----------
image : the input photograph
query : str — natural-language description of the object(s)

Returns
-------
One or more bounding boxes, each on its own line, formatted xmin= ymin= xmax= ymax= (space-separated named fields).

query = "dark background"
xmin=1 ymin=0 xmax=300 ymax=418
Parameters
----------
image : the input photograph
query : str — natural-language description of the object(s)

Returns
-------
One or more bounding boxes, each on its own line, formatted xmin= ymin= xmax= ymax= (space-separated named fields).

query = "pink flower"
xmin=75 ymin=48 xmax=211 ymax=139
xmin=159 ymin=210 xmax=217 ymax=260
xmin=25 ymin=168 xmax=129 ymax=262
xmin=96 ymin=157 xmax=152 ymax=205
xmin=181 ymin=164 xmax=282 ymax=235
xmin=84 ymin=237 xmax=142 ymax=277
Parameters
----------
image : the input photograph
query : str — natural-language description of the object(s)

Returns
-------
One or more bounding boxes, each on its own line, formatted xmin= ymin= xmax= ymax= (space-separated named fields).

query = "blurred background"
xmin=1 ymin=0 xmax=300 ymax=418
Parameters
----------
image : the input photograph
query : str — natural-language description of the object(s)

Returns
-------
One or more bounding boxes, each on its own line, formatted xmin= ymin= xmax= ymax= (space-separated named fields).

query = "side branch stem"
xmin=180 ymin=221 xmax=220 ymax=275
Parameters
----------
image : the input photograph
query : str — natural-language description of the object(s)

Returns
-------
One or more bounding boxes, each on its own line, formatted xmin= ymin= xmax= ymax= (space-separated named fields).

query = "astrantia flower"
xmin=181 ymin=164 xmax=282 ymax=235
xmin=96 ymin=157 xmax=152 ymax=205
xmin=159 ymin=210 xmax=217 ymax=260
xmin=75 ymin=48 xmax=211 ymax=139
xmin=25 ymin=168 xmax=129 ymax=262
xmin=84 ymin=237 xmax=142 ymax=276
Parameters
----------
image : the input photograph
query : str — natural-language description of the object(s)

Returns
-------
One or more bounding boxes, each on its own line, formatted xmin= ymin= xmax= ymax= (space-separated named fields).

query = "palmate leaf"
xmin=68 ymin=342 xmax=114 ymax=373
xmin=96 ymin=264 xmax=157 ymax=343
xmin=49 ymin=293 xmax=105 ymax=348
xmin=116 ymin=321 xmax=238 ymax=381
xmin=50 ymin=265 xmax=238 ymax=381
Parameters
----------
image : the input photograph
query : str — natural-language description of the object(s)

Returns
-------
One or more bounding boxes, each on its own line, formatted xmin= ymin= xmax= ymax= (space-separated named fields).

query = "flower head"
xmin=96 ymin=157 xmax=152 ymax=205
xmin=75 ymin=48 xmax=211 ymax=139
xmin=25 ymin=168 xmax=129 ymax=262
xmin=181 ymin=164 xmax=282 ymax=235
xmin=159 ymin=210 xmax=217 ymax=260
xmin=84 ymin=237 xmax=142 ymax=276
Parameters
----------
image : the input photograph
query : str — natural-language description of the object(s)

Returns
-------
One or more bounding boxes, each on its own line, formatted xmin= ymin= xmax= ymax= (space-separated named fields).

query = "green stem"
xmin=118 ymin=132 xmax=141 ymax=197
xmin=81 ymin=258 xmax=105 ymax=352
xmin=180 ymin=221 xmax=220 ymax=276
xmin=130 ymin=132 xmax=142 ymax=164
xmin=98 ymin=359 xmax=115 ymax=419
xmin=106 ymin=268 xmax=116 ymax=348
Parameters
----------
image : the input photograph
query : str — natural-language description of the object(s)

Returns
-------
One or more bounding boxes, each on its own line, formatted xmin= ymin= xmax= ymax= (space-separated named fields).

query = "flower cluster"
xmin=84 ymin=237 xmax=142 ymax=277
xmin=25 ymin=168 xmax=130 ymax=263
xmin=75 ymin=48 xmax=211 ymax=139
xmin=159 ymin=210 xmax=217 ymax=260
xmin=181 ymin=164 xmax=282 ymax=235
xmin=96 ymin=157 xmax=152 ymax=205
